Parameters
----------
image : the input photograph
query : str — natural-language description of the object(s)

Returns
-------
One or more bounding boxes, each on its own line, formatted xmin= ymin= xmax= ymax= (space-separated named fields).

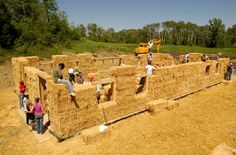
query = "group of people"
xmin=52 ymin=63 xmax=85 ymax=97
xmin=18 ymin=81 xmax=44 ymax=134
xmin=68 ymin=66 xmax=84 ymax=85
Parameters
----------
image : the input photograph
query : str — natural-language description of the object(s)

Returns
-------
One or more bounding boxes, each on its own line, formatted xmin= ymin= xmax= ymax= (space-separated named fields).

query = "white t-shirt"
xmin=68 ymin=68 xmax=74 ymax=74
xmin=148 ymin=42 xmax=153 ymax=49
xmin=146 ymin=65 xmax=156 ymax=75
xmin=184 ymin=53 xmax=189 ymax=60
xmin=97 ymin=84 xmax=102 ymax=92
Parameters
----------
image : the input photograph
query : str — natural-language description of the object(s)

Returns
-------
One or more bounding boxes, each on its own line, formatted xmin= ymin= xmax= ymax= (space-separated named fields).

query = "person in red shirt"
xmin=19 ymin=80 xmax=25 ymax=109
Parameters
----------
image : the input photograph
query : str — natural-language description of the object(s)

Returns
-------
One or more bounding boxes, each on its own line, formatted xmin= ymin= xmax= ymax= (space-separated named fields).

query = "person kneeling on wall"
xmin=52 ymin=63 xmax=76 ymax=96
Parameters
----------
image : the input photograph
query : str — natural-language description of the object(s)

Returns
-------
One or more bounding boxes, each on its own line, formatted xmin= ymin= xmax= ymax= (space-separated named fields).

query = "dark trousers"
xmin=26 ymin=112 xmax=35 ymax=125
xmin=69 ymin=73 xmax=75 ymax=83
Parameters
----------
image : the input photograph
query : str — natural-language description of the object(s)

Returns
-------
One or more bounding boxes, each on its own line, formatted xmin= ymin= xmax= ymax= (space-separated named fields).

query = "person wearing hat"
xmin=225 ymin=62 xmax=234 ymax=80
xmin=32 ymin=97 xmax=44 ymax=134
xmin=23 ymin=92 xmax=35 ymax=129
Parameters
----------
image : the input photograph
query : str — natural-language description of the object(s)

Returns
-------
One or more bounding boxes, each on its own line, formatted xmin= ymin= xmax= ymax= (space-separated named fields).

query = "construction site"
xmin=0 ymin=52 xmax=235 ymax=154
xmin=11 ymin=52 xmax=229 ymax=138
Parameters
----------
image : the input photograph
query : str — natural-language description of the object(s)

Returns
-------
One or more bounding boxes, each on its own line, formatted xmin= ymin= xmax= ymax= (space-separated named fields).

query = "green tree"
xmin=77 ymin=24 xmax=86 ymax=37
xmin=87 ymin=23 xmax=97 ymax=41
xmin=208 ymin=18 xmax=226 ymax=47
xmin=143 ymin=23 xmax=160 ymax=41
xmin=0 ymin=1 xmax=18 ymax=48
xmin=227 ymin=24 xmax=236 ymax=47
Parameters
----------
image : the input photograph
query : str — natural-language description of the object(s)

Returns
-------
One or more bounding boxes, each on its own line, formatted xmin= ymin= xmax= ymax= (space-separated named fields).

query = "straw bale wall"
xmin=47 ymin=81 xmax=105 ymax=137
xmin=118 ymin=53 xmax=174 ymax=67
xmin=77 ymin=54 xmax=97 ymax=79
xmin=152 ymin=53 xmax=174 ymax=66
xmin=11 ymin=56 xmax=39 ymax=91
xmin=119 ymin=55 xmax=138 ymax=66
xmin=11 ymin=54 xmax=229 ymax=139
xmin=179 ymin=53 xmax=202 ymax=63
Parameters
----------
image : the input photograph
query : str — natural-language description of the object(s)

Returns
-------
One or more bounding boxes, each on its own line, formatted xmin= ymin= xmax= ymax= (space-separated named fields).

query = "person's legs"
xmin=35 ymin=115 xmax=40 ymax=133
xmin=19 ymin=93 xmax=24 ymax=108
xmin=26 ymin=113 xmax=29 ymax=125
xmin=58 ymin=79 xmax=74 ymax=93
xmin=229 ymin=71 xmax=233 ymax=80
xmin=68 ymin=73 xmax=73 ymax=83
xmin=38 ymin=115 xmax=43 ymax=134
xmin=226 ymin=72 xmax=230 ymax=80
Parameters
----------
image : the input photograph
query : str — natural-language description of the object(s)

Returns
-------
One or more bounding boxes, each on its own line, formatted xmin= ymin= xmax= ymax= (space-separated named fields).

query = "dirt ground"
xmin=0 ymin=76 xmax=236 ymax=155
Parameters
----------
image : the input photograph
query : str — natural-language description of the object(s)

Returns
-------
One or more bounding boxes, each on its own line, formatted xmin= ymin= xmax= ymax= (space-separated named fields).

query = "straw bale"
xmin=52 ymin=55 xmax=68 ymax=67
xmin=166 ymin=100 xmax=179 ymax=111
xmin=98 ymin=70 xmax=113 ymax=79
xmin=24 ymin=56 xmax=40 ymax=68
xmin=152 ymin=53 xmax=174 ymax=66
xmin=70 ymin=109 xmax=105 ymax=133
xmin=80 ymin=125 xmax=111 ymax=144
xmin=116 ymin=77 xmax=136 ymax=91
xmin=76 ymin=54 xmax=96 ymax=79
xmin=136 ymin=66 xmax=146 ymax=75
xmin=146 ymin=99 xmax=169 ymax=115
xmin=112 ymin=66 xmax=136 ymax=76
xmin=137 ymin=54 xmax=148 ymax=66
xmin=73 ymin=84 xmax=97 ymax=109
xmin=119 ymin=55 xmax=138 ymax=66
xmin=103 ymin=101 xmax=136 ymax=121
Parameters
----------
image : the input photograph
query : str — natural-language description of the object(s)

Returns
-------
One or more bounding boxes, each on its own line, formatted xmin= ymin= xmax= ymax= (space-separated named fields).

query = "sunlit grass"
xmin=1 ymin=38 xmax=236 ymax=63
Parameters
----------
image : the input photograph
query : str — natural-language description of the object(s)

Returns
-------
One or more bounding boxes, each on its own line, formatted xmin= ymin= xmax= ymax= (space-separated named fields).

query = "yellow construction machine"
xmin=135 ymin=39 xmax=161 ymax=55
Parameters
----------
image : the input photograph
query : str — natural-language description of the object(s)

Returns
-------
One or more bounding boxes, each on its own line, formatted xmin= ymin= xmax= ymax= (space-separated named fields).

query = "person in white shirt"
xmin=68 ymin=67 xmax=75 ymax=84
xmin=146 ymin=62 xmax=156 ymax=76
xmin=183 ymin=52 xmax=190 ymax=63
xmin=148 ymin=41 xmax=153 ymax=53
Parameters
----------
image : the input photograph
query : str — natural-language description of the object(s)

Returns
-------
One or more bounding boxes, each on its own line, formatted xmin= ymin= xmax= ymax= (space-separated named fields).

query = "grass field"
xmin=1 ymin=38 xmax=235 ymax=63
xmin=68 ymin=38 xmax=236 ymax=56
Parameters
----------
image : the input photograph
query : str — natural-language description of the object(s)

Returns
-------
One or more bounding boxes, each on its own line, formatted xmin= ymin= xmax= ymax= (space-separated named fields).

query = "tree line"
xmin=78 ymin=19 xmax=236 ymax=48
xmin=0 ymin=0 xmax=236 ymax=50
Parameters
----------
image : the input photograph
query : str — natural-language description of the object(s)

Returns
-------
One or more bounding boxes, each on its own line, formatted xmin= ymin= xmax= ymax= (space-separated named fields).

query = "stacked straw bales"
xmin=11 ymin=56 xmax=39 ymax=91
xmin=11 ymin=53 xmax=229 ymax=139
xmin=179 ymin=53 xmax=202 ymax=63
xmin=77 ymin=54 xmax=96 ymax=79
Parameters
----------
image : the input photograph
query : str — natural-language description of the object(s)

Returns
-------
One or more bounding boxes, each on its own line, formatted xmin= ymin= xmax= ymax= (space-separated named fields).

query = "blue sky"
xmin=57 ymin=0 xmax=236 ymax=31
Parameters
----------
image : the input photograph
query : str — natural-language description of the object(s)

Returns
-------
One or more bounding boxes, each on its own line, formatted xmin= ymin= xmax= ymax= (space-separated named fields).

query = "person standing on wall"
xmin=183 ymin=52 xmax=190 ymax=63
xmin=148 ymin=41 xmax=153 ymax=53
xmin=201 ymin=54 xmax=209 ymax=62
xmin=32 ymin=97 xmax=43 ymax=134
xmin=52 ymin=63 xmax=76 ymax=96
xmin=146 ymin=62 xmax=156 ymax=76
xmin=68 ymin=67 xmax=75 ymax=84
